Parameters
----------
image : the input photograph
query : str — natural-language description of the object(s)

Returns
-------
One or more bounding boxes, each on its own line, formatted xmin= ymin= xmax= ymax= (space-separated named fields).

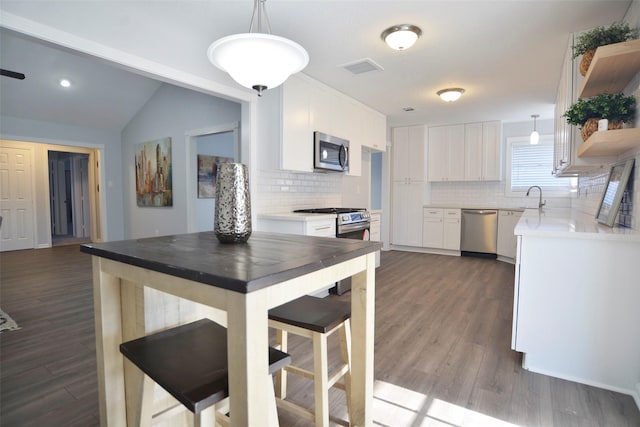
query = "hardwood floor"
xmin=1 ymin=246 xmax=638 ymax=426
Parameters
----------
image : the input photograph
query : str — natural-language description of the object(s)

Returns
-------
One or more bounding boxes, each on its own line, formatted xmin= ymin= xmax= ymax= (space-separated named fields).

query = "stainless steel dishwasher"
xmin=461 ymin=209 xmax=498 ymax=256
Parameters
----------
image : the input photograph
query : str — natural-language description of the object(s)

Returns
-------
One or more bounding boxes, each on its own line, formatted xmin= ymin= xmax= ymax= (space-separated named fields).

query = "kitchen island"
xmin=81 ymin=231 xmax=381 ymax=426
xmin=512 ymin=208 xmax=640 ymax=407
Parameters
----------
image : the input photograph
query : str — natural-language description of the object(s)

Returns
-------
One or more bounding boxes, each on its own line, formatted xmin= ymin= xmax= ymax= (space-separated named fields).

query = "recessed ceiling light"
xmin=59 ymin=79 xmax=71 ymax=88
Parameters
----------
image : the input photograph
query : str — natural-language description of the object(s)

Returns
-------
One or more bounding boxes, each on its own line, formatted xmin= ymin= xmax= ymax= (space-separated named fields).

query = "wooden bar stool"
xmin=120 ymin=318 xmax=291 ymax=427
xmin=268 ymin=296 xmax=352 ymax=427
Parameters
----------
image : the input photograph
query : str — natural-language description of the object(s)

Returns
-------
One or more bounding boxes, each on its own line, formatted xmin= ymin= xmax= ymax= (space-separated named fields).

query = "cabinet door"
xmin=443 ymin=209 xmax=461 ymax=250
xmin=422 ymin=208 xmax=443 ymax=248
xmin=427 ymin=126 xmax=448 ymax=181
xmin=497 ymin=210 xmax=522 ymax=259
xmin=281 ymin=75 xmax=312 ymax=172
xmin=482 ymin=121 xmax=502 ymax=181
xmin=464 ymin=123 xmax=483 ymax=181
xmin=408 ymin=125 xmax=425 ymax=182
xmin=392 ymin=127 xmax=409 ymax=182
xmin=392 ymin=182 xmax=423 ymax=246
xmin=423 ymin=218 xmax=444 ymax=248
xmin=448 ymin=125 xmax=465 ymax=181
xmin=309 ymin=83 xmax=332 ymax=135
xmin=362 ymin=108 xmax=386 ymax=152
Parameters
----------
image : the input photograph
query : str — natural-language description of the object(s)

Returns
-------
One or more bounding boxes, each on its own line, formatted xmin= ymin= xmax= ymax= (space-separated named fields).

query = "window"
xmin=506 ymin=136 xmax=576 ymax=196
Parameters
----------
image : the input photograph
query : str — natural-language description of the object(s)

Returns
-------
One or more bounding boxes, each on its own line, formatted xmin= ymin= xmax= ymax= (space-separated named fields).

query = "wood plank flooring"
xmin=1 ymin=246 xmax=639 ymax=426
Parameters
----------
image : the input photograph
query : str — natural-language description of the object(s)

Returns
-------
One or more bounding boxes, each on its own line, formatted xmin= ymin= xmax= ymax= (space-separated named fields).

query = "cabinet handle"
xmin=559 ymin=160 xmax=567 ymax=165
xmin=314 ymin=226 xmax=332 ymax=231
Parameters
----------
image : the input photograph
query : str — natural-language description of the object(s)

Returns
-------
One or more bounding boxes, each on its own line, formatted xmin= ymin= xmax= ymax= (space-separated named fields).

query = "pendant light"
xmin=207 ymin=0 xmax=309 ymax=97
xmin=381 ymin=24 xmax=422 ymax=50
xmin=530 ymin=114 xmax=540 ymax=145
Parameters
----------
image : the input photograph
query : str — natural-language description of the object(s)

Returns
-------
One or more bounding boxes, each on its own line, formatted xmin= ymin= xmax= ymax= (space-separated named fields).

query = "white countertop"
xmin=424 ymin=204 xmax=525 ymax=212
xmin=257 ymin=212 xmax=337 ymax=222
xmin=514 ymin=208 xmax=640 ymax=241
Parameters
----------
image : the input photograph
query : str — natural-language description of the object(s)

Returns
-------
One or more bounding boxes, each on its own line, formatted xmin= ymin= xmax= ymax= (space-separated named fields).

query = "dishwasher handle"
xmin=462 ymin=209 xmax=497 ymax=215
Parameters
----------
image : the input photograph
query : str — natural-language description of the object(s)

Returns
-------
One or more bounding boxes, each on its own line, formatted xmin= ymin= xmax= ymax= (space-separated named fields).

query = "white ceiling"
xmin=0 ymin=1 xmax=633 ymax=131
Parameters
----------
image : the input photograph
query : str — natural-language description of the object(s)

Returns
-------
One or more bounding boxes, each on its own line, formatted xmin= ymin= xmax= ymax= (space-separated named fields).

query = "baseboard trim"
xmin=523 ymin=362 xmax=640 ymax=411
xmin=36 ymin=243 xmax=51 ymax=249
xmin=389 ymin=245 xmax=460 ymax=257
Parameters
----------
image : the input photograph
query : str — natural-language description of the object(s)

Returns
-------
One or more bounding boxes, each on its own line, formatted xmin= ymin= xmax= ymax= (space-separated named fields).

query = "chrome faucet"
xmin=526 ymin=185 xmax=546 ymax=209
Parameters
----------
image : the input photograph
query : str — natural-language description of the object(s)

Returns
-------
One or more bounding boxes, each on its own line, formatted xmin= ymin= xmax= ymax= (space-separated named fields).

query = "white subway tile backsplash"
xmin=254 ymin=168 xmax=343 ymax=213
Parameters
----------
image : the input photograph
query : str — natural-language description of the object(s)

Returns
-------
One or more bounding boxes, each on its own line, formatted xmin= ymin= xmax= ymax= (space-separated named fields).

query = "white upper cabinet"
xmin=392 ymin=126 xmax=425 ymax=182
xmin=427 ymin=124 xmax=465 ymax=181
xmin=259 ymin=74 xmax=386 ymax=176
xmin=429 ymin=121 xmax=501 ymax=182
xmin=281 ymin=75 xmax=313 ymax=172
xmin=360 ymin=107 xmax=387 ymax=152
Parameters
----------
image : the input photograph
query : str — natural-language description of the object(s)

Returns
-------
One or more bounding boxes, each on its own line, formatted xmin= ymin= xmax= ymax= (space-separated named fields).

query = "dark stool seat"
xmin=120 ymin=318 xmax=291 ymax=421
xmin=268 ymin=296 xmax=352 ymax=427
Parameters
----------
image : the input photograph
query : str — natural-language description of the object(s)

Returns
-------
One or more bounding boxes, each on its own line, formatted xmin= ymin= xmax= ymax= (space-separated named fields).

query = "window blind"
xmin=510 ymin=141 xmax=573 ymax=192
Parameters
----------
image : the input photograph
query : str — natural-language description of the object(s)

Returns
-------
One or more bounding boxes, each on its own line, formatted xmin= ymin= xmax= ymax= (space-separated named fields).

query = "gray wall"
xmin=121 ymin=84 xmax=241 ymax=238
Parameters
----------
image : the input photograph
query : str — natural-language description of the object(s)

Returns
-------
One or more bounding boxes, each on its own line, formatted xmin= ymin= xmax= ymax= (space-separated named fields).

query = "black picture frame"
xmin=596 ymin=158 xmax=635 ymax=227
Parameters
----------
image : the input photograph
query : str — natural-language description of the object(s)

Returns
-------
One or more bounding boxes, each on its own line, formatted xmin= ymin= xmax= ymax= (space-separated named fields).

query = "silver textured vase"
xmin=214 ymin=163 xmax=252 ymax=243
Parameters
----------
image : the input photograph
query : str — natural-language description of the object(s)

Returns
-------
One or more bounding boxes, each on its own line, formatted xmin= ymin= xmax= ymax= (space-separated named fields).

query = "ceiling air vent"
xmin=339 ymin=58 xmax=384 ymax=75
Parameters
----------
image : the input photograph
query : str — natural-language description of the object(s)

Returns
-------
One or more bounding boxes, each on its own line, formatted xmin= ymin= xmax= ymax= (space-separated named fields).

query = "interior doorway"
xmin=48 ymin=151 xmax=92 ymax=246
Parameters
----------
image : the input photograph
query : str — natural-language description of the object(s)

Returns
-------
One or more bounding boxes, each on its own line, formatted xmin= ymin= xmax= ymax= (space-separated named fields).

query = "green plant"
xmin=573 ymin=22 xmax=638 ymax=58
xmin=563 ymin=93 xmax=636 ymax=127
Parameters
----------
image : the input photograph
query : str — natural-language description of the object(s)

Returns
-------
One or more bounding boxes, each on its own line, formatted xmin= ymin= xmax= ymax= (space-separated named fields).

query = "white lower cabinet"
xmin=497 ymin=210 xmax=523 ymax=260
xmin=422 ymin=208 xmax=460 ymax=250
xmin=422 ymin=209 xmax=444 ymax=248
xmin=443 ymin=209 xmax=461 ymax=250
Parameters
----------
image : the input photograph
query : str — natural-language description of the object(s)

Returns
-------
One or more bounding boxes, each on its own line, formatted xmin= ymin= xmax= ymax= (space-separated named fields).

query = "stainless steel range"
xmin=293 ymin=207 xmax=370 ymax=294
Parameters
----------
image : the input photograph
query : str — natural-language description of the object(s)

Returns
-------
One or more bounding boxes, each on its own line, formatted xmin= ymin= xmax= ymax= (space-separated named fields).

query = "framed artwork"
xmin=197 ymin=155 xmax=233 ymax=198
xmin=596 ymin=158 xmax=635 ymax=227
xmin=135 ymin=137 xmax=173 ymax=207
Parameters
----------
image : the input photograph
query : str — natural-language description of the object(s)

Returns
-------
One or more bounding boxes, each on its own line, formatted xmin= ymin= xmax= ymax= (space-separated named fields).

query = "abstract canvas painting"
xmin=135 ymin=137 xmax=173 ymax=207
xmin=198 ymin=154 xmax=233 ymax=198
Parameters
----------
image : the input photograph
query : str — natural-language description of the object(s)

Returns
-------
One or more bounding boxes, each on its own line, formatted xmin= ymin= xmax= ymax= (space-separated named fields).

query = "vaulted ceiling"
xmin=0 ymin=1 xmax=633 ymax=131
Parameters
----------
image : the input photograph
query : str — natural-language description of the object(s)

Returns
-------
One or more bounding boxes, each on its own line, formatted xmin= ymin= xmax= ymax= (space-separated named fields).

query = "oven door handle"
xmin=337 ymin=222 xmax=370 ymax=234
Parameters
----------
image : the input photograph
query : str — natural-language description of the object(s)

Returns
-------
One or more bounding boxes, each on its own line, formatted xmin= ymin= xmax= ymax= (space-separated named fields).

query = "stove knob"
xmin=341 ymin=215 xmax=350 ymax=222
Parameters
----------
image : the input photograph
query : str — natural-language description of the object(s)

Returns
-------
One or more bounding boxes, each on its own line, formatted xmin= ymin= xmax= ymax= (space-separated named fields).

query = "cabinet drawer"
xmin=444 ymin=208 xmax=461 ymax=219
xmin=423 ymin=208 xmax=444 ymax=218
xmin=305 ymin=221 xmax=336 ymax=237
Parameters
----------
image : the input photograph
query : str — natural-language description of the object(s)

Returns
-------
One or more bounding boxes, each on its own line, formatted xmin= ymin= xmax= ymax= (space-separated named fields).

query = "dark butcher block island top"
xmin=81 ymin=231 xmax=381 ymax=293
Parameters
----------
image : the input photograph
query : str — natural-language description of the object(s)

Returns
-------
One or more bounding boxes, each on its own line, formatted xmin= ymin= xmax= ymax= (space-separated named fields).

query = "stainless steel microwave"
xmin=314 ymin=131 xmax=349 ymax=172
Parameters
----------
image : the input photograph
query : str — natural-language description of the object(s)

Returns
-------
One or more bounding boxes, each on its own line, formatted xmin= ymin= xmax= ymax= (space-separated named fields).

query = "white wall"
xmin=121 ymin=84 xmax=241 ymax=239
xmin=0 ymin=115 xmax=125 ymax=243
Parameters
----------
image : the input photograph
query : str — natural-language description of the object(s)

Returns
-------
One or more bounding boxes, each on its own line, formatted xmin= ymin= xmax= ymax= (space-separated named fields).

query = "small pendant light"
xmin=530 ymin=114 xmax=540 ymax=145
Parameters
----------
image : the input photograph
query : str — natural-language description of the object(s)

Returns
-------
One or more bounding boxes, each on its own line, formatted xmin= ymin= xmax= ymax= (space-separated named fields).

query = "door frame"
xmin=45 ymin=144 xmax=102 ymax=244
xmin=185 ymin=122 xmax=240 ymax=233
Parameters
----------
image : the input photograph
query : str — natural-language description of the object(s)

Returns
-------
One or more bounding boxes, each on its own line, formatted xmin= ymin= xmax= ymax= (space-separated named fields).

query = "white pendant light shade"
xmin=437 ymin=88 xmax=465 ymax=102
xmin=530 ymin=114 xmax=540 ymax=145
xmin=207 ymin=33 xmax=308 ymax=95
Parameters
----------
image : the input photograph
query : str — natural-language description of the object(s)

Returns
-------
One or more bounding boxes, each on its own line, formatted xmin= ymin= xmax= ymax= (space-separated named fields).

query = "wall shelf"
xmin=579 ymin=39 xmax=640 ymax=98
xmin=577 ymin=128 xmax=640 ymax=157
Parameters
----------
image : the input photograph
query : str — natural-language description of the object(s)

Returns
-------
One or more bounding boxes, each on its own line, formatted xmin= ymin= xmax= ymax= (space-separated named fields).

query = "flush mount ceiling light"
xmin=59 ymin=79 xmax=71 ymax=88
xmin=437 ymin=88 xmax=465 ymax=102
xmin=381 ymin=24 xmax=422 ymax=50
xmin=207 ymin=0 xmax=309 ymax=97
xmin=530 ymin=114 xmax=540 ymax=145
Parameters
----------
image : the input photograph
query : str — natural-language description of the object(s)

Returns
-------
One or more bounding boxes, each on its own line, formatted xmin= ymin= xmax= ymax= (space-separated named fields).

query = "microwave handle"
xmin=339 ymin=145 xmax=348 ymax=170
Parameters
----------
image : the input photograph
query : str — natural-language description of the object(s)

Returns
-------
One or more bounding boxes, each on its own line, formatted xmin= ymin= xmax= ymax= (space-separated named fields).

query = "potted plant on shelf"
xmin=563 ymin=93 xmax=636 ymax=141
xmin=573 ymin=22 xmax=638 ymax=76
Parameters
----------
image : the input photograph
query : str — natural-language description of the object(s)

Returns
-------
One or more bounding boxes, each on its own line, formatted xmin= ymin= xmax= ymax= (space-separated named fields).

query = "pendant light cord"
xmin=249 ymin=0 xmax=272 ymax=34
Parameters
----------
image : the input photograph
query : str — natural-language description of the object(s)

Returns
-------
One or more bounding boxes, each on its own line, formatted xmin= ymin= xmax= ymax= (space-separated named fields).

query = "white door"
xmin=0 ymin=146 xmax=35 ymax=251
